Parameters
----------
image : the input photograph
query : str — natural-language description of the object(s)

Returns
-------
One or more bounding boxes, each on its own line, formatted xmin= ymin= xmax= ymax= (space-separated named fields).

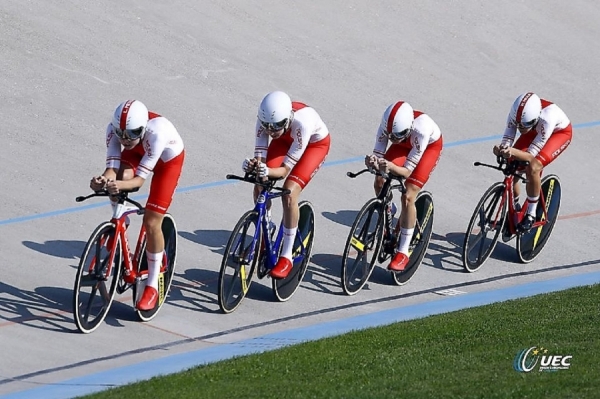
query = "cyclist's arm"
xmin=254 ymin=120 xmax=269 ymax=159
xmin=372 ymin=126 xmax=388 ymax=158
xmin=386 ymin=163 xmax=411 ymax=178
xmin=101 ymin=168 xmax=118 ymax=180
xmin=267 ymin=163 xmax=291 ymax=179
xmin=114 ymin=175 xmax=145 ymax=191
xmin=500 ymin=114 xmax=517 ymax=147
xmin=503 ymin=147 xmax=536 ymax=163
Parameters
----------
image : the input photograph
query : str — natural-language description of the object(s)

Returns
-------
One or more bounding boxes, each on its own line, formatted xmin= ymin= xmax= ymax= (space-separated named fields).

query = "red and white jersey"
xmin=372 ymin=111 xmax=442 ymax=172
xmin=501 ymin=99 xmax=571 ymax=156
xmin=105 ymin=112 xmax=184 ymax=179
xmin=254 ymin=102 xmax=329 ymax=169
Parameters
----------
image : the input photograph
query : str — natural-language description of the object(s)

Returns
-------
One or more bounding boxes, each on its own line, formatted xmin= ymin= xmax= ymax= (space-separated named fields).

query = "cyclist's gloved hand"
xmin=257 ymin=163 xmax=269 ymax=178
xmin=90 ymin=175 xmax=107 ymax=192
xmin=106 ymin=179 xmax=120 ymax=195
xmin=242 ymin=158 xmax=256 ymax=173
xmin=378 ymin=158 xmax=391 ymax=174
xmin=365 ymin=154 xmax=377 ymax=173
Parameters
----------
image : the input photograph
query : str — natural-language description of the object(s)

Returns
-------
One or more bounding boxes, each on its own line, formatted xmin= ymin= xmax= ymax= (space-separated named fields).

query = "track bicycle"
xmin=218 ymin=173 xmax=315 ymax=314
xmin=462 ymin=156 xmax=561 ymax=272
xmin=340 ymin=168 xmax=435 ymax=295
xmin=72 ymin=189 xmax=178 ymax=333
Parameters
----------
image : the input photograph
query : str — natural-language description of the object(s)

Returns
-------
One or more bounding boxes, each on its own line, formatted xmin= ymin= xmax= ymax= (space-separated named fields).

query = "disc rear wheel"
xmin=391 ymin=191 xmax=434 ymax=286
xmin=136 ymin=214 xmax=178 ymax=321
xmin=517 ymin=175 xmax=561 ymax=263
xmin=273 ymin=201 xmax=315 ymax=301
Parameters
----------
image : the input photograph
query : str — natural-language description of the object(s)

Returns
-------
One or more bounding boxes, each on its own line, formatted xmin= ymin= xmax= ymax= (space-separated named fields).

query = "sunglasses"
xmin=115 ymin=126 xmax=144 ymax=140
xmin=260 ymin=119 xmax=288 ymax=132
xmin=384 ymin=128 xmax=410 ymax=141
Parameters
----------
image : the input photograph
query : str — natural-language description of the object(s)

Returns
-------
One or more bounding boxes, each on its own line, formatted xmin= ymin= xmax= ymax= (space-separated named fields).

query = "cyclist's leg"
xmin=381 ymin=142 xmax=411 ymax=228
xmin=509 ymin=134 xmax=537 ymax=230
xmin=536 ymin=125 xmax=572 ymax=170
xmin=263 ymin=137 xmax=292 ymax=225
xmin=270 ymin=135 xmax=330 ymax=279
xmin=519 ymin=126 xmax=571 ymax=228
xmin=389 ymin=137 xmax=441 ymax=271
xmin=383 ymin=141 xmax=411 ymax=199
xmin=107 ymin=152 xmax=139 ymax=246
xmin=138 ymin=151 xmax=184 ymax=310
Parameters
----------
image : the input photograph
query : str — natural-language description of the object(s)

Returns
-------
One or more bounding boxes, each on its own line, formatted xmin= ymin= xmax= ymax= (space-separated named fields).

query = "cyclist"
xmin=242 ymin=91 xmax=330 ymax=280
xmin=493 ymin=92 xmax=571 ymax=232
xmin=365 ymin=101 xmax=442 ymax=272
xmin=89 ymin=100 xmax=185 ymax=311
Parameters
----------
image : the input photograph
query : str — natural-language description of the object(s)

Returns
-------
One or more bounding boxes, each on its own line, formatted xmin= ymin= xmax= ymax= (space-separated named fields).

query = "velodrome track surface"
xmin=1 ymin=1 xmax=600 ymax=397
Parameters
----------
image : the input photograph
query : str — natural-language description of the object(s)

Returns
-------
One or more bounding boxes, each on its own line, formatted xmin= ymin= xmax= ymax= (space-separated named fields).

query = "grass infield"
xmin=81 ymin=284 xmax=600 ymax=399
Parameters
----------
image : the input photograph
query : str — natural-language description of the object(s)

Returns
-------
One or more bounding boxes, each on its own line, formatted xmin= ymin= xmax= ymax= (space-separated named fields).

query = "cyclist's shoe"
xmin=270 ymin=257 xmax=293 ymax=280
xmin=388 ymin=252 xmax=409 ymax=272
xmin=517 ymin=214 xmax=536 ymax=233
xmin=137 ymin=286 xmax=158 ymax=311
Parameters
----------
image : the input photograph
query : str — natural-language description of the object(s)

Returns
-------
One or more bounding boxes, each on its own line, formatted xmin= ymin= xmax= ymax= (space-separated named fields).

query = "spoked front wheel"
xmin=462 ymin=182 xmax=507 ymax=273
xmin=517 ymin=175 xmax=561 ymax=263
xmin=391 ymin=191 xmax=434 ymax=286
xmin=136 ymin=213 xmax=178 ymax=322
xmin=273 ymin=201 xmax=316 ymax=301
xmin=73 ymin=222 xmax=122 ymax=334
xmin=340 ymin=198 xmax=385 ymax=295
xmin=218 ymin=210 xmax=262 ymax=314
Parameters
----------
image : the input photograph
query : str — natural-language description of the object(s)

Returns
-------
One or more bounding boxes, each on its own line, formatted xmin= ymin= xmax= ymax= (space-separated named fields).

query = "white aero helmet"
xmin=112 ymin=100 xmax=149 ymax=140
xmin=381 ymin=101 xmax=414 ymax=141
xmin=510 ymin=92 xmax=541 ymax=129
xmin=257 ymin=91 xmax=293 ymax=131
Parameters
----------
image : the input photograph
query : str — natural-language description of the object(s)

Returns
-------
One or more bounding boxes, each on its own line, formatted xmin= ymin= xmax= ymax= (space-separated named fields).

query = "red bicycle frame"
xmin=497 ymin=171 xmax=550 ymax=236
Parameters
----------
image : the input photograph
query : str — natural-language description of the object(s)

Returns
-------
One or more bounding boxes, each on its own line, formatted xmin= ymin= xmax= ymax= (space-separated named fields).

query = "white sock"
xmin=397 ymin=228 xmax=414 ymax=255
xmin=526 ymin=196 xmax=539 ymax=217
xmin=145 ymin=251 xmax=162 ymax=290
xmin=280 ymin=226 xmax=297 ymax=260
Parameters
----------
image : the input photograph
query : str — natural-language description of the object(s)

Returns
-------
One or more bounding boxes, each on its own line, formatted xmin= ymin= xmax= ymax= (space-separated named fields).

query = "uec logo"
xmin=514 ymin=346 xmax=572 ymax=372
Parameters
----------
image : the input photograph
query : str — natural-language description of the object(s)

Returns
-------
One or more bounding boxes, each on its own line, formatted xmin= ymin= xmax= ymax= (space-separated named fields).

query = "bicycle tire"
xmin=391 ymin=191 xmax=434 ymax=286
xmin=73 ymin=222 xmax=122 ymax=334
xmin=462 ymin=182 xmax=507 ymax=273
xmin=218 ymin=210 xmax=262 ymax=314
xmin=340 ymin=197 xmax=385 ymax=295
xmin=517 ymin=175 xmax=562 ymax=263
xmin=273 ymin=200 xmax=315 ymax=301
xmin=136 ymin=213 xmax=178 ymax=322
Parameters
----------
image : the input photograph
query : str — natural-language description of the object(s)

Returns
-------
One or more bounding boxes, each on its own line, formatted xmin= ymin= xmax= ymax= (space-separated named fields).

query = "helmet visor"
xmin=260 ymin=119 xmax=288 ymax=132
xmin=115 ymin=126 xmax=144 ymax=140
xmin=385 ymin=127 xmax=411 ymax=141
xmin=517 ymin=118 xmax=538 ymax=130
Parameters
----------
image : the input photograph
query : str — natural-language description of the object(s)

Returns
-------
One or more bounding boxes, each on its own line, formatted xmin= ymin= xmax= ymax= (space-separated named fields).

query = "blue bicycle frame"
xmin=228 ymin=173 xmax=311 ymax=273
